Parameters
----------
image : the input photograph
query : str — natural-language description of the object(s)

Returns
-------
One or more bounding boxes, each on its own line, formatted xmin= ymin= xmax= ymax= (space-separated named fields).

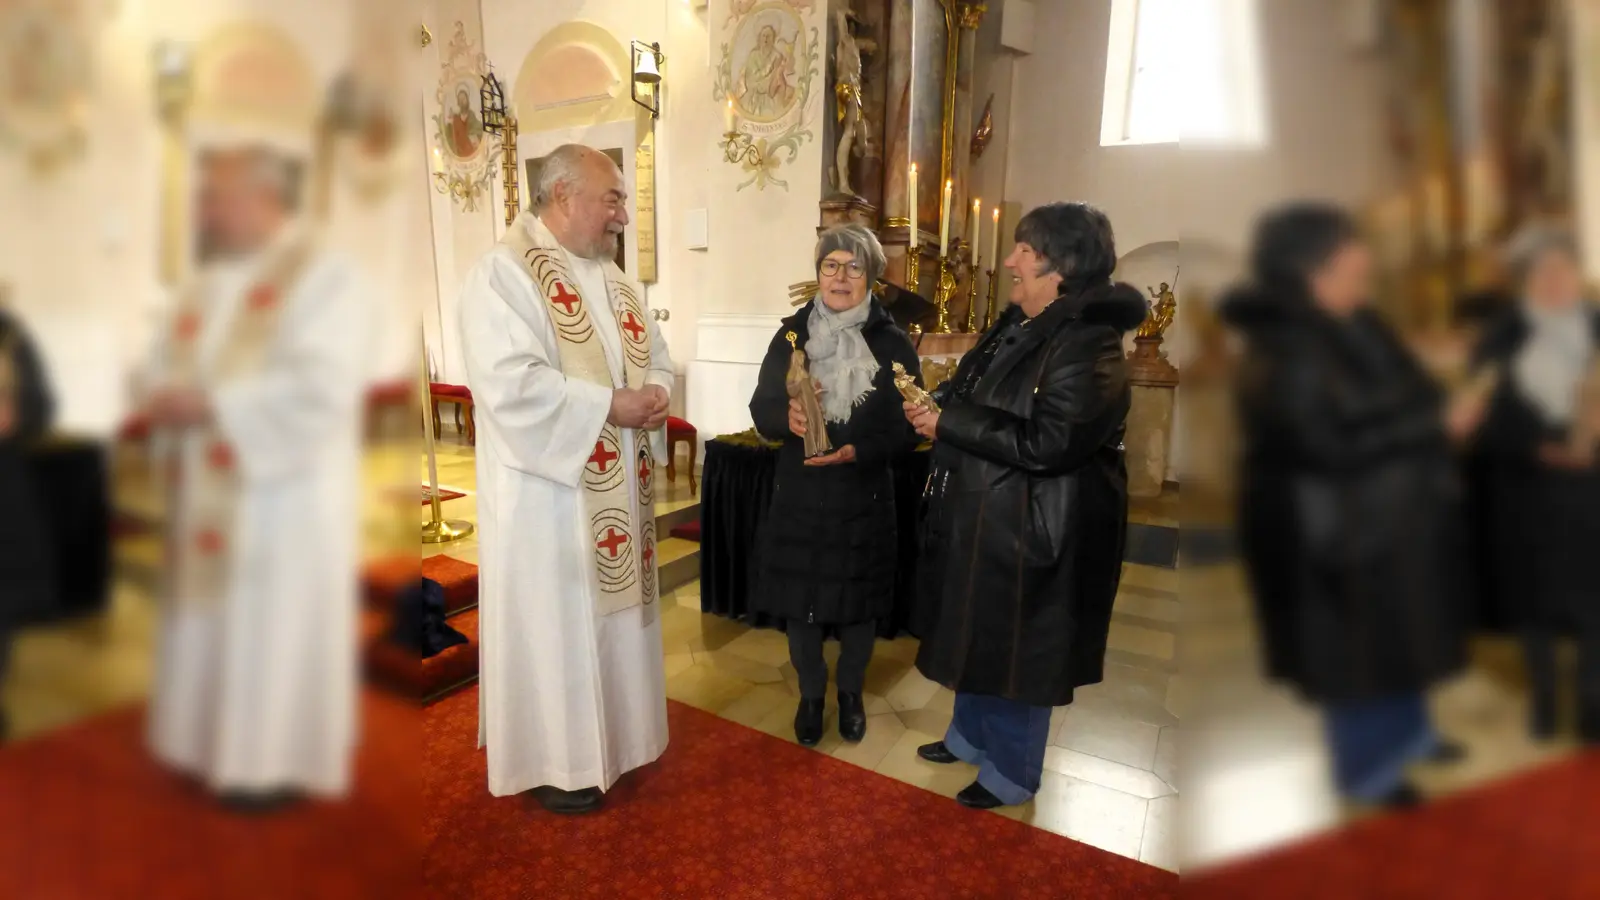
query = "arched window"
xmin=1101 ymin=0 xmax=1267 ymax=147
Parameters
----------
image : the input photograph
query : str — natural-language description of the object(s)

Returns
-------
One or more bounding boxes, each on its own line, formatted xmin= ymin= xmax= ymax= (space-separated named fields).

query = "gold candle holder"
xmin=983 ymin=268 xmax=999 ymax=331
xmin=906 ymin=247 xmax=921 ymax=297
xmin=964 ymin=259 xmax=982 ymax=332
xmin=932 ymin=255 xmax=956 ymax=334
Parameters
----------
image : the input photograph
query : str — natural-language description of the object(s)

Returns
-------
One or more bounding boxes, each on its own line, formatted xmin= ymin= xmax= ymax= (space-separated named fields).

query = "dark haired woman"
xmin=1222 ymin=202 xmax=1471 ymax=808
xmin=906 ymin=202 xmax=1148 ymax=809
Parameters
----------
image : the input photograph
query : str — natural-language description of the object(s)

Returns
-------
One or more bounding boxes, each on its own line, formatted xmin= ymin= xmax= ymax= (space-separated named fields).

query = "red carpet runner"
xmin=424 ymin=687 xmax=1177 ymax=899
xmin=1187 ymin=750 xmax=1600 ymax=899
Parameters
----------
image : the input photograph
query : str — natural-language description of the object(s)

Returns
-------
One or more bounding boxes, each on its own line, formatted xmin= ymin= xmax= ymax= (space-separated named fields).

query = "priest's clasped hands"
xmin=143 ymin=386 xmax=213 ymax=428
xmin=608 ymin=384 xmax=669 ymax=430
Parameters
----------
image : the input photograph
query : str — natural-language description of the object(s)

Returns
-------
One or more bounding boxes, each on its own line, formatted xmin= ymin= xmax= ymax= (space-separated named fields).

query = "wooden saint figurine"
xmin=786 ymin=331 xmax=833 ymax=458
xmin=892 ymin=361 xmax=939 ymax=414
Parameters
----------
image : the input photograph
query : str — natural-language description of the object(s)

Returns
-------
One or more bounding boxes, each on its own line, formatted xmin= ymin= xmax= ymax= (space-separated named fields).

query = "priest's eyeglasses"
xmin=820 ymin=259 xmax=867 ymax=280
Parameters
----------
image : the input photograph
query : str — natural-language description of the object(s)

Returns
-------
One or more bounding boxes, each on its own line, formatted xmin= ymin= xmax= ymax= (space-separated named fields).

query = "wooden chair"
xmin=665 ymin=416 xmax=697 ymax=494
xmin=429 ymin=383 xmax=475 ymax=445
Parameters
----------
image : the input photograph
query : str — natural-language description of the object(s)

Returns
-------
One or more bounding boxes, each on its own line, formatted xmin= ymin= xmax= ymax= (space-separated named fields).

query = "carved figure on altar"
xmin=736 ymin=25 xmax=798 ymax=120
xmin=1140 ymin=281 xmax=1177 ymax=338
xmin=831 ymin=10 xmax=869 ymax=198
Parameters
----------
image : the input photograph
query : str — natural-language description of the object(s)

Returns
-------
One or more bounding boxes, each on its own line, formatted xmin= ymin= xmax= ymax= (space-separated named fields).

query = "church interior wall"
xmin=1572 ymin=0 xmax=1600 ymax=278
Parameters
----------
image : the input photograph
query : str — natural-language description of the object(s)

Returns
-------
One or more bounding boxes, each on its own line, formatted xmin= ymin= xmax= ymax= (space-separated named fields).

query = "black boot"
xmin=1372 ymin=782 xmax=1422 ymax=810
xmin=917 ymin=741 xmax=960 ymax=764
xmin=838 ymin=692 xmax=867 ymax=743
xmin=794 ymin=698 xmax=825 ymax=746
xmin=1426 ymin=739 xmax=1467 ymax=764
xmin=217 ymin=788 xmax=303 ymax=816
xmin=530 ymin=785 xmax=604 ymax=815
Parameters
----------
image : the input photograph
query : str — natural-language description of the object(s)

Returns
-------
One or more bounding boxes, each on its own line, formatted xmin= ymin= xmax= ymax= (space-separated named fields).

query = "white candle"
xmin=431 ymin=146 xmax=443 ymax=174
xmin=990 ymin=207 xmax=1001 ymax=271
xmin=939 ymin=179 xmax=952 ymax=257
xmin=970 ymin=198 xmax=981 ymax=252
xmin=907 ymin=164 xmax=918 ymax=248
xmin=724 ymin=98 xmax=735 ymax=133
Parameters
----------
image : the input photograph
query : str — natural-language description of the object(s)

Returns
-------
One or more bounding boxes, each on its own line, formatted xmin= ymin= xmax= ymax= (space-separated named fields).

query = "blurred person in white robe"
xmin=138 ymin=144 xmax=369 ymax=812
xmin=459 ymin=144 xmax=673 ymax=814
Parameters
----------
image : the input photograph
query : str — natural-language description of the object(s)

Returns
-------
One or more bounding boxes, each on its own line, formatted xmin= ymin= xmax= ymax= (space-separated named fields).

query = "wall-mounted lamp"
xmin=631 ymin=40 xmax=664 ymax=119
xmin=152 ymin=40 xmax=193 ymax=126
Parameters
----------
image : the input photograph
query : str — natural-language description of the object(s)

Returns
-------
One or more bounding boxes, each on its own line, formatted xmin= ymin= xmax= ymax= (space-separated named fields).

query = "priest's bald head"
xmin=198 ymin=145 xmax=301 ymax=260
xmin=532 ymin=144 xmax=629 ymax=261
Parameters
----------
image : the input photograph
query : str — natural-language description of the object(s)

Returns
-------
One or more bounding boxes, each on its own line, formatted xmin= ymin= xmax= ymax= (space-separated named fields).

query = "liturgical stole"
xmin=154 ymin=234 xmax=310 ymax=609
xmin=502 ymin=215 xmax=658 ymax=618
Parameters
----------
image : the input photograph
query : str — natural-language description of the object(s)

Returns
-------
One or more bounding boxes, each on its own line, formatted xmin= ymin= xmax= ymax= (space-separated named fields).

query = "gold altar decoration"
xmin=963 ymin=262 xmax=982 ymax=332
xmin=893 ymin=362 xmax=939 ymax=413
xmin=787 ymin=278 xmax=895 ymax=307
xmin=930 ymin=253 xmax=960 ymax=333
xmin=430 ymin=22 xmax=499 ymax=212
xmin=919 ymin=358 xmax=955 ymax=394
xmin=420 ymin=25 xmax=432 ymax=48
xmin=971 ymin=95 xmax=994 ymax=161
xmin=1137 ymin=280 xmax=1177 ymax=340
xmin=421 ymin=333 xmax=473 ymax=545
xmin=982 ymin=266 xmax=999 ymax=330
xmin=635 ymin=127 xmax=659 ymax=282
xmin=716 ymin=428 xmax=783 ymax=450
xmin=785 ymin=331 xmax=834 ymax=458
xmin=498 ymin=116 xmax=519 ymax=228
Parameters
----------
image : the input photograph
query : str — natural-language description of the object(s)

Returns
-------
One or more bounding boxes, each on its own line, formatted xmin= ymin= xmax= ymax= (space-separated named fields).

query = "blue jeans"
xmin=1324 ymin=692 xmax=1438 ymax=801
xmin=943 ymin=691 xmax=1053 ymax=805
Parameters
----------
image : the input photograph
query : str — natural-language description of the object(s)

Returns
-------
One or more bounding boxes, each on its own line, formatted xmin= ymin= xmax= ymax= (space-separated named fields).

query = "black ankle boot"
xmin=530 ymin=785 xmax=604 ymax=815
xmin=838 ymin=692 xmax=866 ymax=742
xmin=795 ymin=698 xmax=825 ymax=746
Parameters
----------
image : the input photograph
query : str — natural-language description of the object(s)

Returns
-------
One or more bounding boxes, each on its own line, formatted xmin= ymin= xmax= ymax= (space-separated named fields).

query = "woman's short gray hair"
xmin=814 ymin=224 xmax=886 ymax=285
xmin=1505 ymin=223 xmax=1581 ymax=287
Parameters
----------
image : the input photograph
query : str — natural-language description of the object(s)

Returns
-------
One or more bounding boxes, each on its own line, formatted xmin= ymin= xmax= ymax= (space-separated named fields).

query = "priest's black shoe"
xmin=956 ymin=781 xmax=1007 ymax=810
xmin=217 ymin=788 xmax=303 ymax=816
xmin=1373 ymin=783 xmax=1422 ymax=810
xmin=838 ymin=692 xmax=867 ymax=743
xmin=794 ymin=698 xmax=825 ymax=747
xmin=531 ymin=785 xmax=604 ymax=815
xmin=917 ymin=741 xmax=960 ymax=764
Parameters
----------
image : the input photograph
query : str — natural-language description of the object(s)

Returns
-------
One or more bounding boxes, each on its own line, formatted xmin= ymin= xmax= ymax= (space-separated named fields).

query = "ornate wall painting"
xmin=0 ymin=0 xmax=96 ymax=174
xmin=431 ymin=21 xmax=498 ymax=212
xmin=714 ymin=0 xmax=819 ymax=191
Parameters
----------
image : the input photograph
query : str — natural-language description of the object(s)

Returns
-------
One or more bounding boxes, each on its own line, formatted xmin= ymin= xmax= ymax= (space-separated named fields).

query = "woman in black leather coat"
xmin=1223 ymin=203 xmax=1472 ymax=808
xmin=904 ymin=203 xmax=1147 ymax=809
xmin=0 ymin=305 xmax=55 ymax=742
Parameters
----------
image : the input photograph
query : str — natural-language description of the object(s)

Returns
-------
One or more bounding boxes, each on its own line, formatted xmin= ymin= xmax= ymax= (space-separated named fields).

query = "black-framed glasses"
xmin=820 ymin=259 xmax=867 ymax=280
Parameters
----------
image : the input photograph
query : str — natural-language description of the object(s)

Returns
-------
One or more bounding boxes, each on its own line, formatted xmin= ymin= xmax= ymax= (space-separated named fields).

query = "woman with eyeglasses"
xmin=748 ymin=224 xmax=923 ymax=746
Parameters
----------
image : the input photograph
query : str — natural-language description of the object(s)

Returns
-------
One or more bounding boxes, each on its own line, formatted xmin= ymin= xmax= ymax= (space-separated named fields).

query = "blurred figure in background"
xmin=0 ymin=299 xmax=56 ymax=743
xmin=1462 ymin=226 xmax=1600 ymax=744
xmin=1222 ymin=203 xmax=1472 ymax=809
xmin=138 ymin=145 xmax=369 ymax=811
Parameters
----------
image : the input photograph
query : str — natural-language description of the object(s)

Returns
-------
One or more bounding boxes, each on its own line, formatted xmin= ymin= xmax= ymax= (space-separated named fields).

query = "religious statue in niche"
xmin=714 ymin=0 xmax=820 ymax=192
xmin=831 ymin=9 xmax=877 ymax=200
xmin=430 ymin=21 xmax=498 ymax=212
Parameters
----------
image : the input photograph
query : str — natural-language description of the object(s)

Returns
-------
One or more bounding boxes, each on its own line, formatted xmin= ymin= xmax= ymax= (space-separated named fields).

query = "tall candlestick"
xmin=970 ymin=198 xmax=981 ymax=253
xmin=990 ymin=206 xmax=1001 ymax=273
xmin=939 ymin=179 xmax=952 ymax=257
xmin=908 ymin=163 xmax=918 ymax=248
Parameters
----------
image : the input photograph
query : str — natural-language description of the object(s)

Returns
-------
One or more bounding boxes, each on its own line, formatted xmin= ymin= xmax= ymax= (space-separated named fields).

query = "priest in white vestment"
xmin=459 ymin=144 xmax=674 ymax=814
xmin=139 ymin=146 xmax=369 ymax=811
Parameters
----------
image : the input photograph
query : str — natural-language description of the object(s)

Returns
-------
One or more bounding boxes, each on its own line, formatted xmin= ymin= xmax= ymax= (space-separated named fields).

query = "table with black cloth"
xmin=698 ymin=436 xmax=931 ymax=639
xmin=19 ymin=439 xmax=112 ymax=625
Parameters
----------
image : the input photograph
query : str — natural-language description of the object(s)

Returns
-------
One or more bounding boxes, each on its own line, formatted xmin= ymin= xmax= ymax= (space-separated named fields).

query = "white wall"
xmin=1573 ymin=0 xmax=1600 ymax=278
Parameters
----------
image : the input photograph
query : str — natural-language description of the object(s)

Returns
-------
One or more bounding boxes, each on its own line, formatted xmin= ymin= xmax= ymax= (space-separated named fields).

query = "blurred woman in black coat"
xmin=904 ymin=203 xmax=1147 ymax=810
xmin=1223 ymin=203 xmax=1472 ymax=807
xmin=0 ymin=305 xmax=56 ymax=741
xmin=749 ymin=224 xmax=922 ymax=747
xmin=1463 ymin=226 xmax=1600 ymax=743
